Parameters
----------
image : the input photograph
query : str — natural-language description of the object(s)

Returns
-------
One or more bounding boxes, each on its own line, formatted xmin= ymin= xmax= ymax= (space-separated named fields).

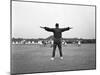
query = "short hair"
xmin=55 ymin=23 xmax=59 ymax=27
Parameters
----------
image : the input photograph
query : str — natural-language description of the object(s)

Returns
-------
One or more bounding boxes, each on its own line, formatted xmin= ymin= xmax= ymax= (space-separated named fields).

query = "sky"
xmin=12 ymin=1 xmax=96 ymax=39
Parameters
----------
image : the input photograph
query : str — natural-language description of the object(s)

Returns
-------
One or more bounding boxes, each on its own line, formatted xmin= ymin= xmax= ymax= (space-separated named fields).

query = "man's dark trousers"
xmin=52 ymin=39 xmax=62 ymax=57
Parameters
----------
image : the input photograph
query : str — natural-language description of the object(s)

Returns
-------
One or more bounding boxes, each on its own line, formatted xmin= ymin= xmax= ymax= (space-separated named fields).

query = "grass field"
xmin=11 ymin=44 xmax=96 ymax=74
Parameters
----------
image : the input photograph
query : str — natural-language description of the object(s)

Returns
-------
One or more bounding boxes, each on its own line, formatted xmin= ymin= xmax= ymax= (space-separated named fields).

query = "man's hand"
xmin=40 ymin=26 xmax=45 ymax=29
xmin=68 ymin=27 xmax=73 ymax=29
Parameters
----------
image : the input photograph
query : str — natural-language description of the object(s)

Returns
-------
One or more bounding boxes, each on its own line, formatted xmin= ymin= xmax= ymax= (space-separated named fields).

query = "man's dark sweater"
xmin=44 ymin=27 xmax=70 ymax=44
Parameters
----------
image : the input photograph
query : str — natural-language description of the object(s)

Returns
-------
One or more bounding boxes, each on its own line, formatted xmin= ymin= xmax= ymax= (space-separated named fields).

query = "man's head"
xmin=55 ymin=23 xmax=59 ymax=28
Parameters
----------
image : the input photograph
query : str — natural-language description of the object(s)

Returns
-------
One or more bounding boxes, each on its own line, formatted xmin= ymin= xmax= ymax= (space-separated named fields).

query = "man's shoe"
xmin=60 ymin=57 xmax=63 ymax=60
xmin=51 ymin=57 xmax=54 ymax=60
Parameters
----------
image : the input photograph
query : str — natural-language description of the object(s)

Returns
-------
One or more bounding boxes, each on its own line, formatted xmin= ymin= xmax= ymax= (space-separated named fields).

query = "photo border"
xmin=10 ymin=0 xmax=96 ymax=74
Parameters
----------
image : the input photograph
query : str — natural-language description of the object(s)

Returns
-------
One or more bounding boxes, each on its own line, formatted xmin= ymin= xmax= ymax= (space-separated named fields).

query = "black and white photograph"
xmin=11 ymin=0 xmax=96 ymax=74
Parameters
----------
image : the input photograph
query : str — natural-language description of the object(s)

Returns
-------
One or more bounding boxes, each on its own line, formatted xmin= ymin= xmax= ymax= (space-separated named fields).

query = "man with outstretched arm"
xmin=40 ymin=23 xmax=72 ymax=60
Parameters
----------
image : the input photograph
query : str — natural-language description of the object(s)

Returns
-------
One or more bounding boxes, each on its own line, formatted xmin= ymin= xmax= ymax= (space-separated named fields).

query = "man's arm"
xmin=61 ymin=27 xmax=72 ymax=32
xmin=40 ymin=26 xmax=54 ymax=32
